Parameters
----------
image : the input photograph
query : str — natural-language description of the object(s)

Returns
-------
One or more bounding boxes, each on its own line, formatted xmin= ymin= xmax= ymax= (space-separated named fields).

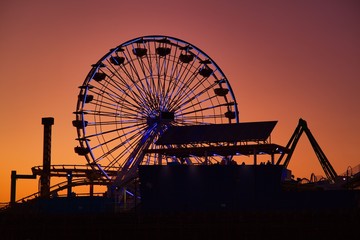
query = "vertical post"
xmin=123 ymin=187 xmax=127 ymax=209
xmin=40 ymin=117 xmax=54 ymax=198
xmin=134 ymin=179 xmax=137 ymax=210
xmin=253 ymin=149 xmax=257 ymax=165
xmin=67 ymin=171 xmax=73 ymax=197
xmin=158 ymin=153 xmax=162 ymax=165
xmin=10 ymin=170 xmax=17 ymax=204
xmin=89 ymin=183 xmax=94 ymax=197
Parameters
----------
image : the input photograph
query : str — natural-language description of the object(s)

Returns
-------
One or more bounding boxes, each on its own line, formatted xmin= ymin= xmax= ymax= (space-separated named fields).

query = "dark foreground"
xmin=1 ymin=207 xmax=359 ymax=240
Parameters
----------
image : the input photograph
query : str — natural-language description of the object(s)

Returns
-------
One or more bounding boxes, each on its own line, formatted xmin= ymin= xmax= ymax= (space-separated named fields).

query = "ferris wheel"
xmin=73 ymin=35 xmax=239 ymax=184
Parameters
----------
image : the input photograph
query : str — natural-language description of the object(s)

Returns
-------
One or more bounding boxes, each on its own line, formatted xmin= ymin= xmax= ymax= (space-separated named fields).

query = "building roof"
xmin=156 ymin=121 xmax=278 ymax=145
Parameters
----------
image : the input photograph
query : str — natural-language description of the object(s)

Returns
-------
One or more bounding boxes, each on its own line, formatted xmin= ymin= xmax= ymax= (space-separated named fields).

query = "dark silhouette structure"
xmin=1 ymin=35 xmax=360 ymax=239
xmin=40 ymin=117 xmax=54 ymax=198
xmin=277 ymin=118 xmax=338 ymax=182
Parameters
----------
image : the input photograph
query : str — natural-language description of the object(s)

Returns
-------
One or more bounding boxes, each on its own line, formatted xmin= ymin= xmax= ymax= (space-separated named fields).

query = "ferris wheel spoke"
xmin=128 ymin=56 xmax=158 ymax=106
xmin=151 ymin=44 xmax=167 ymax=110
xmin=162 ymin=50 xmax=197 ymax=102
xmin=163 ymin=57 xmax=186 ymax=98
xmin=174 ymin=115 xmax=225 ymax=125
xmin=89 ymin=118 xmax=143 ymax=127
xmin=88 ymin=76 xmax=147 ymax=113
xmin=84 ymin=121 xmax=146 ymax=140
xmin=171 ymin=61 xmax=198 ymax=92
xmin=112 ymin=125 xmax=157 ymax=173
xmin=86 ymin=120 xmax=139 ymax=126
xmin=170 ymin=66 xmax=216 ymax=108
xmin=171 ymin=82 xmax=218 ymax=112
xmin=136 ymin=59 xmax=154 ymax=96
xmin=87 ymin=101 xmax=118 ymax=115
xmin=101 ymin=64 xmax=148 ymax=107
xmin=177 ymin=113 xmax=225 ymax=120
xmin=123 ymin=130 xmax=158 ymax=171
xmin=144 ymin=57 xmax=158 ymax=98
xmin=162 ymin=59 xmax=192 ymax=110
xmin=162 ymin=59 xmax=192 ymax=106
xmin=174 ymin=50 xmax=201 ymax=83
xmin=83 ymin=110 xmax=120 ymax=118
xmin=176 ymin=95 xmax=218 ymax=114
xmin=137 ymin=43 xmax=159 ymax=99
xmin=106 ymin=131 xmax=148 ymax=169
xmin=167 ymin=65 xmax=202 ymax=110
xmin=87 ymin=85 xmax=120 ymax=106
xmin=174 ymin=119 xmax=212 ymax=125
xmin=86 ymin=96 xmax=142 ymax=116
xmin=83 ymin=108 xmax=145 ymax=120
xmin=123 ymin=47 xmax=156 ymax=100
xmin=92 ymin=124 xmax=149 ymax=164
xmin=181 ymin=102 xmax=233 ymax=116
xmin=112 ymin=61 xmax=152 ymax=108
xmin=138 ymin=58 xmax=162 ymax=110
xmin=163 ymin=45 xmax=180 ymax=102
xmin=159 ymin=45 xmax=174 ymax=96
xmin=110 ymin=67 xmax=152 ymax=109
xmin=87 ymin=86 xmax=148 ymax=116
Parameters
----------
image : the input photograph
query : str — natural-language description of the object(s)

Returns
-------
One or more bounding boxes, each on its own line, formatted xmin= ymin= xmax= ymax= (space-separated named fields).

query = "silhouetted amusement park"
xmin=1 ymin=36 xmax=359 ymax=239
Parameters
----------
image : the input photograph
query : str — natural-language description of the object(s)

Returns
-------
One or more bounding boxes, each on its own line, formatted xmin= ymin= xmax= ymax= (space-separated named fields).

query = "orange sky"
xmin=1 ymin=0 xmax=359 ymax=203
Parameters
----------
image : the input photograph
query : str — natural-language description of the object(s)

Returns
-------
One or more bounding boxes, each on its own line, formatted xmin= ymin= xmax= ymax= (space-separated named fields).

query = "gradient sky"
xmin=1 ymin=0 xmax=359 ymax=203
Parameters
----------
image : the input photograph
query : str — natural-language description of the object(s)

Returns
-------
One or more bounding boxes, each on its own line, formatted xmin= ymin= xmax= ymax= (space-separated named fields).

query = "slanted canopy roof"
xmin=145 ymin=143 xmax=287 ymax=158
xmin=156 ymin=121 xmax=278 ymax=145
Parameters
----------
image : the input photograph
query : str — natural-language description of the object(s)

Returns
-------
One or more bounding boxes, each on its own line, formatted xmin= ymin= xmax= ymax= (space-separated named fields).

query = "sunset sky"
xmin=1 ymin=0 xmax=359 ymax=203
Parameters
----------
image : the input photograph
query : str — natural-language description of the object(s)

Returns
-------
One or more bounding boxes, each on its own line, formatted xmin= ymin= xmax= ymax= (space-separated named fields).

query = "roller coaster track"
xmin=15 ymin=178 xmax=111 ymax=204
xmin=0 ymin=165 xmax=120 ymax=211
xmin=341 ymin=164 xmax=360 ymax=189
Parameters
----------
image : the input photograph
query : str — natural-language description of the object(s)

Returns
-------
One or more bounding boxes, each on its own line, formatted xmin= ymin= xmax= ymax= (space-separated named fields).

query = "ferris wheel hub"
xmin=146 ymin=111 xmax=175 ymax=126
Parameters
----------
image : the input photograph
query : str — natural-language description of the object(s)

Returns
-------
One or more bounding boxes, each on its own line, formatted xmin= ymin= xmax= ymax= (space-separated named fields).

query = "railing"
xmin=31 ymin=164 xmax=119 ymax=177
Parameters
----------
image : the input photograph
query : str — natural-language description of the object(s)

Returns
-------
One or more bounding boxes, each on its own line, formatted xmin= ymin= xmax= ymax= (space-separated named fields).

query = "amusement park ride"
xmin=5 ymin=35 xmax=360 ymax=212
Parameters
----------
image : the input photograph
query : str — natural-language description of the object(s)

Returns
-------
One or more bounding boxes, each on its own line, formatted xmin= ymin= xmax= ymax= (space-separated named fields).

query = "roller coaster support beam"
xmin=276 ymin=118 xmax=338 ymax=183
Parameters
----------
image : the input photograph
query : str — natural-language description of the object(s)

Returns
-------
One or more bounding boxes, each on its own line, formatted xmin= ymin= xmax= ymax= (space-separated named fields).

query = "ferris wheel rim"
xmin=74 ymin=35 xmax=239 ymax=181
